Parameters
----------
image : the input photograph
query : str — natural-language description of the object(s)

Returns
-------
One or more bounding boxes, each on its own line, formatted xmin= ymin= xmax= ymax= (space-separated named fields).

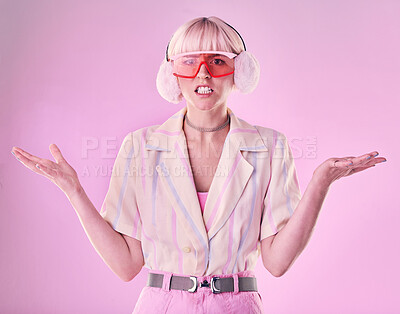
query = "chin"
xmin=193 ymin=100 xmax=220 ymax=110
xmin=185 ymin=93 xmax=226 ymax=111
xmin=191 ymin=103 xmax=213 ymax=111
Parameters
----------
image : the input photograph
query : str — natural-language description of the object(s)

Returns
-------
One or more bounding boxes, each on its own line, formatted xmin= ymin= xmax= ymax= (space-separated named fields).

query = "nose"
xmin=196 ymin=63 xmax=211 ymax=78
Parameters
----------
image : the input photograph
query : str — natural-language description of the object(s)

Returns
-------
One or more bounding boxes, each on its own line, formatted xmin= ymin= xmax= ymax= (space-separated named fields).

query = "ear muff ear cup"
xmin=233 ymin=51 xmax=260 ymax=94
xmin=156 ymin=59 xmax=183 ymax=104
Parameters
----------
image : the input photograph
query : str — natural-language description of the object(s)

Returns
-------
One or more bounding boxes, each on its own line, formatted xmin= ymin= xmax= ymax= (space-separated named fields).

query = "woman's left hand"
xmin=312 ymin=151 xmax=387 ymax=189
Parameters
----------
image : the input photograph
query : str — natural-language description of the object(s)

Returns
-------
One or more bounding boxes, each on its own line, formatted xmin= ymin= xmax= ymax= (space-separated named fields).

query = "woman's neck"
xmin=183 ymin=104 xmax=230 ymax=142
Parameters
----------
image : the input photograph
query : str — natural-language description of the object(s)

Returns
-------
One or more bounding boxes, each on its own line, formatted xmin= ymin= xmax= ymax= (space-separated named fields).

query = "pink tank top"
xmin=196 ymin=191 xmax=208 ymax=213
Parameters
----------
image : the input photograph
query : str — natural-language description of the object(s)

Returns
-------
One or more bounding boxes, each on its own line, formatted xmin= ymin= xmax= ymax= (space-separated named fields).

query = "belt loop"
xmin=233 ymin=273 xmax=239 ymax=295
xmin=162 ymin=272 xmax=172 ymax=291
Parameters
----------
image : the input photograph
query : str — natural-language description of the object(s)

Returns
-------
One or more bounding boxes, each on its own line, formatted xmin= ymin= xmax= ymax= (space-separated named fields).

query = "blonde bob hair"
xmin=167 ymin=16 xmax=245 ymax=59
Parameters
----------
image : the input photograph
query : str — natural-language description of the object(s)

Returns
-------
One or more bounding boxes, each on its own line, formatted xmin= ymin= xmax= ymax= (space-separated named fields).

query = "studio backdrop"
xmin=1 ymin=0 xmax=399 ymax=313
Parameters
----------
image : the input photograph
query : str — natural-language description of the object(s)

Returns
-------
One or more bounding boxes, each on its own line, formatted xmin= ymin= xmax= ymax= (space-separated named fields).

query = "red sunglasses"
xmin=169 ymin=51 xmax=237 ymax=78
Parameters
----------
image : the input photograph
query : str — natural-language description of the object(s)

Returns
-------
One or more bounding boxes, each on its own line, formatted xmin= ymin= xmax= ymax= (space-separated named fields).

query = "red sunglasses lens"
xmin=172 ymin=54 xmax=234 ymax=78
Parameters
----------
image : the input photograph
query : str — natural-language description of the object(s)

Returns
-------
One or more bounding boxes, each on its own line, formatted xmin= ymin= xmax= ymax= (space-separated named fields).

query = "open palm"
xmin=11 ymin=144 xmax=81 ymax=198
xmin=313 ymin=151 xmax=387 ymax=188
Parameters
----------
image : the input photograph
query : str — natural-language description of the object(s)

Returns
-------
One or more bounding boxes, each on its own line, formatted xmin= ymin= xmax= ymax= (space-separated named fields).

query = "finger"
xmin=13 ymin=147 xmax=56 ymax=171
xmin=12 ymin=146 xmax=43 ymax=164
xmin=348 ymin=151 xmax=379 ymax=167
xmin=348 ymin=164 xmax=376 ymax=175
xmin=374 ymin=157 xmax=387 ymax=163
xmin=49 ymin=144 xmax=66 ymax=164
xmin=365 ymin=157 xmax=387 ymax=166
xmin=12 ymin=149 xmax=47 ymax=175
xmin=35 ymin=162 xmax=58 ymax=178
xmin=363 ymin=151 xmax=379 ymax=162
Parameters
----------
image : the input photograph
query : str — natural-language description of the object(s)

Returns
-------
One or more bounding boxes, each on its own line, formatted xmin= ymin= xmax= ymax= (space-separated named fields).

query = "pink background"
xmin=1 ymin=0 xmax=399 ymax=313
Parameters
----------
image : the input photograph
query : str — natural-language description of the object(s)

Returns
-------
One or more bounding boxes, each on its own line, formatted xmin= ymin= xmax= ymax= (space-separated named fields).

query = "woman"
xmin=11 ymin=16 xmax=386 ymax=313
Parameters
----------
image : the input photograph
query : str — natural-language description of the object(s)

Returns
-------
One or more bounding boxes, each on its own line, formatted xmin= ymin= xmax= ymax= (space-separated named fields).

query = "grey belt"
xmin=147 ymin=273 xmax=258 ymax=294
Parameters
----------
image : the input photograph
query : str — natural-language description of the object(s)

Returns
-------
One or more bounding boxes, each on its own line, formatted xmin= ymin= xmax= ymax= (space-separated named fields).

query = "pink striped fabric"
xmin=100 ymin=106 xmax=302 ymax=276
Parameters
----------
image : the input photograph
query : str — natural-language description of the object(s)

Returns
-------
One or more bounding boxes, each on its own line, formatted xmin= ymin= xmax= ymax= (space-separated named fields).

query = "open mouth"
xmin=195 ymin=86 xmax=214 ymax=95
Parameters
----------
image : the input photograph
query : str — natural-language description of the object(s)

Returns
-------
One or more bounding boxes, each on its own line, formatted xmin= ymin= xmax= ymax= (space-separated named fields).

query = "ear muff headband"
xmin=165 ymin=21 xmax=247 ymax=61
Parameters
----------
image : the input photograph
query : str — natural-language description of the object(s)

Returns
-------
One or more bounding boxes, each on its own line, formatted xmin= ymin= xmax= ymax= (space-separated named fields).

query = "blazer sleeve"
xmin=100 ymin=132 xmax=142 ymax=241
xmin=259 ymin=131 xmax=302 ymax=241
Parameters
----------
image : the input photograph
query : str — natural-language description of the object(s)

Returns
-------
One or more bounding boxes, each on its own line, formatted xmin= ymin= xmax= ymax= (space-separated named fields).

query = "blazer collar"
xmin=145 ymin=106 xmax=268 ymax=153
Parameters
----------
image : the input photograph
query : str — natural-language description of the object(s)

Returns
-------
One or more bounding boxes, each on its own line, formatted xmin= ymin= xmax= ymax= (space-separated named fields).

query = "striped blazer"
xmin=100 ymin=106 xmax=302 ymax=276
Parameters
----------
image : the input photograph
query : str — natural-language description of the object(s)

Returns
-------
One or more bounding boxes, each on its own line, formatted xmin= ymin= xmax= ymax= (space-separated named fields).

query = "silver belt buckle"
xmin=210 ymin=277 xmax=221 ymax=294
xmin=187 ymin=276 xmax=198 ymax=293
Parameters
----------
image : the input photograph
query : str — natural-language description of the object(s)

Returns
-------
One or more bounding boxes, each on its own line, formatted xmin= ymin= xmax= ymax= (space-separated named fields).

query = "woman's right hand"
xmin=11 ymin=144 xmax=82 ymax=199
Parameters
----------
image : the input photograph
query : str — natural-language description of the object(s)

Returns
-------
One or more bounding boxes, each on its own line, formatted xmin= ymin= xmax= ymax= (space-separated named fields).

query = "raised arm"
xmin=11 ymin=144 xmax=144 ymax=282
xmin=261 ymin=151 xmax=386 ymax=277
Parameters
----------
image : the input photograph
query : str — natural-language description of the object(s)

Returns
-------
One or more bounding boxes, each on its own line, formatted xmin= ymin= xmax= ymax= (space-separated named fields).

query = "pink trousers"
xmin=132 ymin=269 xmax=265 ymax=314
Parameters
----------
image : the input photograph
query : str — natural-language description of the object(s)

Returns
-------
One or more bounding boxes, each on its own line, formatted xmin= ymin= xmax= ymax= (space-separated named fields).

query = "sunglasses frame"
xmin=169 ymin=50 xmax=237 ymax=79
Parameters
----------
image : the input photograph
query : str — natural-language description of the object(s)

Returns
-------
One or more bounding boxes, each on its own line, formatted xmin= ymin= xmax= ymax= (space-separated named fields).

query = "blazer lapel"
xmin=146 ymin=107 xmax=210 ymax=274
xmin=203 ymin=108 xmax=269 ymax=241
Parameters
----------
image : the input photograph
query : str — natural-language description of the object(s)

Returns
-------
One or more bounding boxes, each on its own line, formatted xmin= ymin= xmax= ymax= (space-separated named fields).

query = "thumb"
xmin=49 ymin=144 xmax=66 ymax=164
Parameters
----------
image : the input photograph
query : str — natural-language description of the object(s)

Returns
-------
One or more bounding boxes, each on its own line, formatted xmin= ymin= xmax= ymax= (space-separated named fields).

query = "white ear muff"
xmin=234 ymin=51 xmax=260 ymax=94
xmin=156 ymin=59 xmax=183 ymax=104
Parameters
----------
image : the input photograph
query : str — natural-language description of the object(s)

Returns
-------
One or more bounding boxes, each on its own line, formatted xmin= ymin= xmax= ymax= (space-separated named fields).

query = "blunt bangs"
xmin=168 ymin=17 xmax=245 ymax=59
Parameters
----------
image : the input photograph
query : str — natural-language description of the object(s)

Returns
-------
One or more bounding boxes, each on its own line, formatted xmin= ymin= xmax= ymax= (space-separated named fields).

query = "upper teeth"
xmin=197 ymin=87 xmax=212 ymax=94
